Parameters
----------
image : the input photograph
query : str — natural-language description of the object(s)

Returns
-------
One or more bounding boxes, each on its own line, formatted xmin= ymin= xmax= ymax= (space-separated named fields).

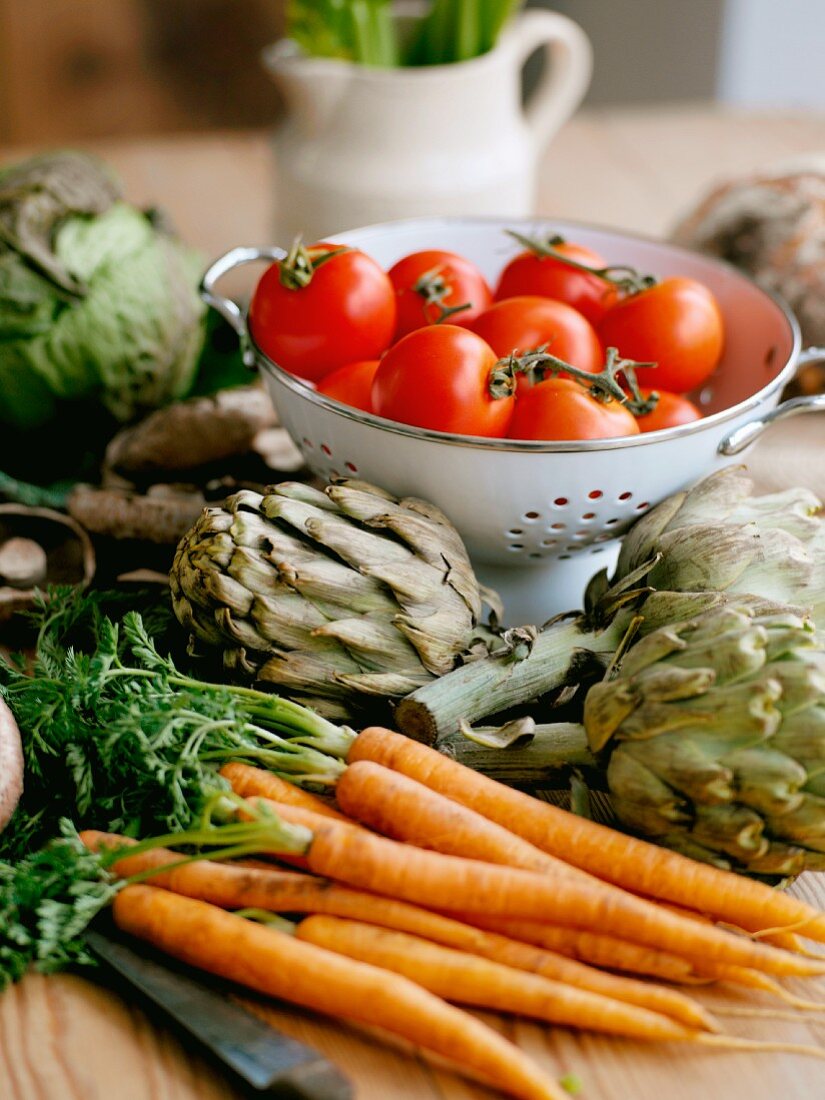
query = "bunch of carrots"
xmin=83 ymin=727 xmax=825 ymax=1100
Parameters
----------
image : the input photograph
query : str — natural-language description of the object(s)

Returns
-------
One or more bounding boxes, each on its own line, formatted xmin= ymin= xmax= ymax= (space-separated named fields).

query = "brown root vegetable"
xmin=67 ymin=484 xmax=205 ymax=545
xmin=673 ymin=159 xmax=825 ymax=359
xmin=104 ymin=385 xmax=278 ymax=477
xmin=0 ymin=504 xmax=95 ymax=621
xmin=0 ymin=697 xmax=23 ymax=833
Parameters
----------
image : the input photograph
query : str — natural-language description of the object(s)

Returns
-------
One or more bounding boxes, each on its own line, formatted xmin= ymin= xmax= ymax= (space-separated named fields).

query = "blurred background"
xmin=1 ymin=0 xmax=823 ymax=147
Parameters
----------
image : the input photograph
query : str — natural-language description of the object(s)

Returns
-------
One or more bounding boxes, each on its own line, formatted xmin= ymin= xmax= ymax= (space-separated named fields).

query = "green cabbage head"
xmin=0 ymin=150 xmax=205 ymax=429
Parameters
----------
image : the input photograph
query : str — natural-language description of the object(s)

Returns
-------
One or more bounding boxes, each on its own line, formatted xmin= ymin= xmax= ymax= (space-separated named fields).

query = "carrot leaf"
xmin=0 ymin=588 xmax=352 ymax=860
xmin=0 ymin=821 xmax=122 ymax=989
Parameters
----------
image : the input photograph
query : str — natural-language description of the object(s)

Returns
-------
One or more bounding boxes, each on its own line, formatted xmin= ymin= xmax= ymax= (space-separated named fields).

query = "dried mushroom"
xmin=0 ymin=698 xmax=23 ymax=833
xmin=67 ymin=484 xmax=206 ymax=545
xmin=0 ymin=504 xmax=95 ymax=621
xmin=104 ymin=384 xmax=279 ymax=478
xmin=673 ymin=158 xmax=825 ymax=390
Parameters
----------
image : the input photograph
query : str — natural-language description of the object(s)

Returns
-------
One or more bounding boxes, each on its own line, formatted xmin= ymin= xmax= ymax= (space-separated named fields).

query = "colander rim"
xmin=252 ymin=215 xmax=803 ymax=454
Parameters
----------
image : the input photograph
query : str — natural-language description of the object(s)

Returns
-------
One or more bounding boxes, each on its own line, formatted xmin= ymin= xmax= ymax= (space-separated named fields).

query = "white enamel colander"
xmin=202 ymin=217 xmax=825 ymax=624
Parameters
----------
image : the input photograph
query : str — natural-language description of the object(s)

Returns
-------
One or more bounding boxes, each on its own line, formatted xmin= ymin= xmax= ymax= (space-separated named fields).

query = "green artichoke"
xmin=0 ymin=150 xmax=205 ymax=429
xmin=613 ymin=466 xmax=825 ymax=630
xmin=583 ymin=603 xmax=825 ymax=877
xmin=170 ymin=480 xmax=486 ymax=715
xmin=397 ymin=467 xmax=825 ymax=743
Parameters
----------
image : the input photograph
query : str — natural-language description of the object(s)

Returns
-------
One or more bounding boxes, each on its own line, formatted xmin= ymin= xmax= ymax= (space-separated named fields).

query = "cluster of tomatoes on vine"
xmin=249 ymin=230 xmax=724 ymax=441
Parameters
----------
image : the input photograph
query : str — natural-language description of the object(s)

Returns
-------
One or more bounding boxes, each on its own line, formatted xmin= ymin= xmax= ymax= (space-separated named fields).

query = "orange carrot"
xmin=113 ymin=885 xmax=566 ymax=1100
xmin=296 ymin=915 xmax=702 ymax=1042
xmin=462 ymin=913 xmax=705 ymax=984
xmin=350 ymin=726 xmax=825 ymax=940
xmin=336 ymin=759 xmax=592 ymax=881
xmin=297 ymin=918 xmax=825 ymax=1062
xmin=330 ymin=763 xmax=825 ymax=975
xmin=293 ymin=816 xmax=824 ymax=977
xmin=220 ymin=762 xmax=351 ymax=822
xmin=656 ymin=900 xmax=811 ymax=956
xmin=82 ymin=831 xmax=711 ymax=1030
xmin=86 ymin=810 xmax=825 ymax=977
xmin=244 ymin=797 xmax=366 ymax=835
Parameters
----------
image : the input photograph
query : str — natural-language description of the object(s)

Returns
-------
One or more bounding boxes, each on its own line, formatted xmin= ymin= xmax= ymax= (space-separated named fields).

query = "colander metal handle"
xmin=200 ymin=245 xmax=287 ymax=367
xmin=718 ymin=346 xmax=825 ymax=456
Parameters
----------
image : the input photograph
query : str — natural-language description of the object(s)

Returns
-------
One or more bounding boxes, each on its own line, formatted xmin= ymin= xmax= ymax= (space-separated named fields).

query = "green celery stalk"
xmin=288 ymin=0 xmax=523 ymax=68
xmin=480 ymin=0 xmax=522 ymax=52
xmin=288 ymin=0 xmax=397 ymax=65
xmin=350 ymin=0 xmax=398 ymax=65
xmin=455 ymin=0 xmax=482 ymax=61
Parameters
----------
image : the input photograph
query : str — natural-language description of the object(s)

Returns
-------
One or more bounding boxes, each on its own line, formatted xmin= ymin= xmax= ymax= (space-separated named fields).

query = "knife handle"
xmin=85 ymin=923 xmax=353 ymax=1100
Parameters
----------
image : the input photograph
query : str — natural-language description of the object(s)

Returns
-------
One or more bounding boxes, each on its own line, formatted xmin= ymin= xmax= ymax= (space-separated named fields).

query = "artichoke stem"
xmin=439 ymin=722 xmax=598 ymax=785
xmin=394 ymin=618 xmax=624 ymax=744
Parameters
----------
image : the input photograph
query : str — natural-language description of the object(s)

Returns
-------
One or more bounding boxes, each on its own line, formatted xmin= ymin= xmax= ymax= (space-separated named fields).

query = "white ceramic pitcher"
xmin=263 ymin=9 xmax=592 ymax=241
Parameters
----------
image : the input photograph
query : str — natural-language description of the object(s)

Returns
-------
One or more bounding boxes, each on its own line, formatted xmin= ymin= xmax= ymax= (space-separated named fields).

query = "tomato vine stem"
xmin=494 ymin=344 xmax=660 ymax=416
xmin=278 ymin=237 xmax=350 ymax=290
xmin=413 ymin=264 xmax=472 ymax=324
xmin=506 ymin=229 xmax=658 ymax=297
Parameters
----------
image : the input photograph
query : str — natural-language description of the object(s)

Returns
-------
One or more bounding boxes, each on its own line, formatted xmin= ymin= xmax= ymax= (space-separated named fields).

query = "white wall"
xmin=719 ymin=0 xmax=825 ymax=107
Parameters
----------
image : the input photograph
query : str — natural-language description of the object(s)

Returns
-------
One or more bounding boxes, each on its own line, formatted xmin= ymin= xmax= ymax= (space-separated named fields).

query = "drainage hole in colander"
xmin=302 ymin=437 xmax=313 ymax=449
xmin=590 ymin=546 xmax=606 ymax=555
xmin=558 ymin=554 xmax=571 ymax=560
xmin=636 ymin=501 xmax=650 ymax=511
xmin=508 ymin=544 xmax=524 ymax=552
xmin=320 ymin=443 xmax=332 ymax=456
xmin=508 ymin=528 xmax=524 ymax=536
xmin=588 ymin=490 xmax=603 ymax=500
xmin=553 ymin=497 xmax=569 ymax=507
xmin=565 ymin=544 xmax=584 ymax=553
xmin=330 ymin=468 xmax=341 ymax=479
xmin=618 ymin=491 xmax=633 ymax=501
xmin=523 ymin=511 xmax=541 ymax=522
xmin=574 ymin=530 xmax=589 ymax=538
xmin=345 ymin=461 xmax=358 ymax=473
xmin=581 ymin=512 xmax=596 ymax=521
xmin=550 ymin=522 xmax=566 ymax=531
xmin=594 ymin=533 xmax=612 ymax=542
xmin=605 ymin=518 xmax=619 ymax=526
xmin=528 ymin=552 xmax=542 ymax=559
xmin=541 ymin=538 xmax=558 ymax=547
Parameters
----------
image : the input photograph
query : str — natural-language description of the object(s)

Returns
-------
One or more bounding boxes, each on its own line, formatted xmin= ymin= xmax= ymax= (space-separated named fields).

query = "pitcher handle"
xmin=200 ymin=245 xmax=286 ymax=366
xmin=508 ymin=10 xmax=593 ymax=150
xmin=718 ymin=347 xmax=825 ymax=456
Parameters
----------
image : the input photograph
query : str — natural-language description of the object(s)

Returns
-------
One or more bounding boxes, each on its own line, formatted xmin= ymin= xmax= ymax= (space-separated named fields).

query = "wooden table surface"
xmin=3 ymin=105 xmax=825 ymax=1100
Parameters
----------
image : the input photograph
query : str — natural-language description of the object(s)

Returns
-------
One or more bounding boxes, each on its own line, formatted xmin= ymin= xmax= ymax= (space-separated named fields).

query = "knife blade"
xmin=85 ymin=919 xmax=353 ymax=1100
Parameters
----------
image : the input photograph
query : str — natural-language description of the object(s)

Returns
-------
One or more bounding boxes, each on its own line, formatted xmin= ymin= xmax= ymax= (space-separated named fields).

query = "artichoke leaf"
xmin=691 ymin=803 xmax=770 ymax=860
xmin=615 ymin=676 xmax=782 ymax=741
xmin=277 ymin=556 xmax=398 ymax=615
xmin=606 ymin=749 xmax=690 ymax=832
xmin=313 ymin=614 xmax=425 ymax=673
xmin=769 ymin=793 xmax=825 ymax=852
xmin=620 ymin=736 xmax=734 ymax=804
xmin=722 ymin=746 xmax=807 ymax=815
xmin=334 ymin=669 xmax=434 ymax=696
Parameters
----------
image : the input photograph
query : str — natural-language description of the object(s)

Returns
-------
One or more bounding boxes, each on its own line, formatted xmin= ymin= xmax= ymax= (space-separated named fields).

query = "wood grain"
xmin=2 ymin=107 xmax=825 ymax=1099
xmin=0 ymin=0 xmax=284 ymax=145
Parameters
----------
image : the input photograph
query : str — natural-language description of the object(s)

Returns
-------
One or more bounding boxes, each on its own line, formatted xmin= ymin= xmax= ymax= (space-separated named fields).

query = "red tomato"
xmin=372 ymin=325 xmax=514 ymax=437
xmin=471 ymin=296 xmax=603 ymax=375
xmin=634 ymin=389 xmax=702 ymax=433
xmin=388 ymin=249 xmax=492 ymax=339
xmin=317 ymin=359 xmax=380 ymax=413
xmin=598 ymin=277 xmax=724 ymax=393
xmin=507 ymin=378 xmax=640 ymax=441
xmin=249 ymin=243 xmax=396 ymax=382
xmin=495 ymin=239 xmax=618 ymax=324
